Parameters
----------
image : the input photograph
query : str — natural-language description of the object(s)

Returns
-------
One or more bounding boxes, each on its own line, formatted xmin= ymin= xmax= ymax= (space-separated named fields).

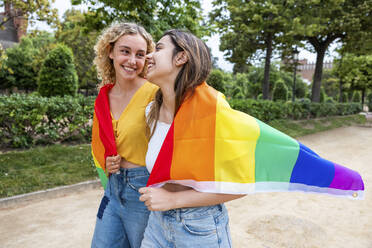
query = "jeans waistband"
xmin=163 ymin=204 xmax=225 ymax=220
xmin=115 ymin=166 xmax=149 ymax=178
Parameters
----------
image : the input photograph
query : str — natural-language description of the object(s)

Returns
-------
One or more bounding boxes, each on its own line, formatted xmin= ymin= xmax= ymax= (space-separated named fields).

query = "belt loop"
xmin=176 ymin=209 xmax=181 ymax=222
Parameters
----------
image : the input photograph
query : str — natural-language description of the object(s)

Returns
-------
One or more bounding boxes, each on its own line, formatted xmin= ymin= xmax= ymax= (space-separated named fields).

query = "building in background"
xmin=297 ymin=59 xmax=333 ymax=84
xmin=0 ymin=2 xmax=27 ymax=49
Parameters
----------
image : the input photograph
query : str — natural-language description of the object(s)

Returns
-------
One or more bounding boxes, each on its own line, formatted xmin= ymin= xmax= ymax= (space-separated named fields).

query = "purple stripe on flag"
xmin=329 ymin=163 xmax=364 ymax=190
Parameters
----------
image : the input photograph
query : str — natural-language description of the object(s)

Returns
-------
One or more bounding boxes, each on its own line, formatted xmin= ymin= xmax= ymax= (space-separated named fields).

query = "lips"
xmin=121 ymin=65 xmax=136 ymax=72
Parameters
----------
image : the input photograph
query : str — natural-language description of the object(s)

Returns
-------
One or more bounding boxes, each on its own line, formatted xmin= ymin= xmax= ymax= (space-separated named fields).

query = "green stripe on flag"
xmin=255 ymin=119 xmax=299 ymax=182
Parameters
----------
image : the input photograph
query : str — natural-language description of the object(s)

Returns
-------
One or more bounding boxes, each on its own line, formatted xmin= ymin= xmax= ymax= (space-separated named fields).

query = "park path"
xmin=0 ymin=125 xmax=371 ymax=248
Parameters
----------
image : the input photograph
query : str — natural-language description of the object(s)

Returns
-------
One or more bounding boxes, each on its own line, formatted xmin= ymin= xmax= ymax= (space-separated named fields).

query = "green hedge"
xmin=228 ymin=99 xmax=362 ymax=122
xmin=0 ymin=94 xmax=95 ymax=148
xmin=0 ymin=94 xmax=363 ymax=148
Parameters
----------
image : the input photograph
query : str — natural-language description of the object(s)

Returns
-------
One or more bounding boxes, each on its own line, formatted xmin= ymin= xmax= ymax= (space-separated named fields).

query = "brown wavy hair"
xmin=147 ymin=30 xmax=211 ymax=138
xmin=94 ymin=22 xmax=154 ymax=88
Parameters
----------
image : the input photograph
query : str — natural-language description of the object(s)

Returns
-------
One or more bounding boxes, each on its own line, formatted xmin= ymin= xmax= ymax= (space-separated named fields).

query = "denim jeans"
xmin=91 ymin=167 xmax=150 ymax=248
xmin=140 ymin=204 xmax=232 ymax=248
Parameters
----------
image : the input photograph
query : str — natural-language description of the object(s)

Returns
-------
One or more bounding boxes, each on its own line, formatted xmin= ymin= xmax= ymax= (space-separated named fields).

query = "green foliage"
xmin=341 ymin=92 xmax=349 ymax=103
xmin=352 ymin=91 xmax=361 ymax=103
xmin=56 ymin=9 xmax=99 ymax=93
xmin=228 ymin=99 xmax=361 ymax=122
xmin=292 ymin=0 xmax=372 ymax=102
xmin=320 ymin=87 xmax=327 ymax=103
xmin=0 ymin=32 xmax=55 ymax=92
xmin=322 ymin=69 xmax=340 ymax=99
xmin=72 ymin=0 xmax=209 ymax=40
xmin=334 ymin=54 xmax=372 ymax=96
xmin=207 ymin=69 xmax=226 ymax=93
xmin=38 ymin=44 xmax=79 ymax=97
xmin=0 ymin=37 xmax=39 ymax=92
xmin=0 ymin=0 xmax=59 ymax=30
xmin=0 ymin=144 xmax=96 ymax=197
xmin=367 ymin=92 xmax=372 ymax=111
xmin=0 ymin=94 xmax=95 ymax=148
xmin=273 ymin=80 xmax=288 ymax=102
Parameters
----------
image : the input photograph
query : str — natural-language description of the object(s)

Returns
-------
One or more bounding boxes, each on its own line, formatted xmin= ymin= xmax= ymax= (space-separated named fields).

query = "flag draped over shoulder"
xmin=147 ymin=82 xmax=365 ymax=199
xmin=91 ymin=84 xmax=117 ymax=189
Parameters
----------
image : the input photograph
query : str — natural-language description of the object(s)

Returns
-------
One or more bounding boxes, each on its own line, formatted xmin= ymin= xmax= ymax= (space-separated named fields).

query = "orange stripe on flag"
xmin=171 ymin=83 xmax=217 ymax=181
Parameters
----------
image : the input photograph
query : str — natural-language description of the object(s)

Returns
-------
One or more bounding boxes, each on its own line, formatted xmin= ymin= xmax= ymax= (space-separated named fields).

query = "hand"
xmin=139 ymin=187 xmax=176 ymax=211
xmin=106 ymin=155 xmax=121 ymax=174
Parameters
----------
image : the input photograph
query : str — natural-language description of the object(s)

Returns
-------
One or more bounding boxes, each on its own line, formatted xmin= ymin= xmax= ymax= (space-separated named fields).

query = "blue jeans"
xmin=140 ymin=204 xmax=232 ymax=248
xmin=91 ymin=167 xmax=150 ymax=248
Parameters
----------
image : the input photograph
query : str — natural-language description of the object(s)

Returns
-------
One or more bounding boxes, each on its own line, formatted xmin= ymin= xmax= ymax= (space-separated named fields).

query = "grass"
xmin=0 ymin=114 xmax=367 ymax=198
xmin=268 ymin=114 xmax=366 ymax=138
xmin=0 ymin=144 xmax=96 ymax=198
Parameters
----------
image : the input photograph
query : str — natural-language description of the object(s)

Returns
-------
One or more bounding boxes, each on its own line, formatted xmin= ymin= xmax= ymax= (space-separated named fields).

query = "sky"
xmin=31 ymin=0 xmax=337 ymax=72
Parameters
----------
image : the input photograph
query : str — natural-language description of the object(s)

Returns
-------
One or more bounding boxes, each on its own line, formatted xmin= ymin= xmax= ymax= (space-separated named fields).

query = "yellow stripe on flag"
xmin=214 ymin=92 xmax=260 ymax=183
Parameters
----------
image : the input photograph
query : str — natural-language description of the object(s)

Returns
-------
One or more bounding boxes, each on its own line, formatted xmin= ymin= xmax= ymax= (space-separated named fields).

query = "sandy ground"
xmin=0 ymin=126 xmax=371 ymax=248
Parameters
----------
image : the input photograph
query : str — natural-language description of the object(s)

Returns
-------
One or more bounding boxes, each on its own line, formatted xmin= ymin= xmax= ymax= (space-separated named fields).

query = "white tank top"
xmin=145 ymin=102 xmax=171 ymax=173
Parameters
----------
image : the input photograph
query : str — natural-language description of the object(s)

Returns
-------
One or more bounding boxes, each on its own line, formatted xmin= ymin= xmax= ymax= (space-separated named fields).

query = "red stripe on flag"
xmin=95 ymin=84 xmax=117 ymax=159
xmin=147 ymin=123 xmax=174 ymax=186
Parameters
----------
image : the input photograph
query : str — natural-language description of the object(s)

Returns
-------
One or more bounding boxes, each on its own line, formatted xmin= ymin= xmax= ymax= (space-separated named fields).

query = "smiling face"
xmin=109 ymin=34 xmax=147 ymax=83
xmin=146 ymin=35 xmax=180 ymax=87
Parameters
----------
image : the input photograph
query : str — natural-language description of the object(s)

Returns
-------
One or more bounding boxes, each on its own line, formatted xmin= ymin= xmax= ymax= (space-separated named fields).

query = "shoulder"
xmin=143 ymin=81 xmax=159 ymax=95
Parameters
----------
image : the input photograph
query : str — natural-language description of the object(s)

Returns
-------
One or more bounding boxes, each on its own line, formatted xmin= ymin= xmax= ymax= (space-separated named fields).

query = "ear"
xmin=109 ymin=50 xmax=114 ymax=60
xmin=175 ymin=51 xmax=188 ymax=66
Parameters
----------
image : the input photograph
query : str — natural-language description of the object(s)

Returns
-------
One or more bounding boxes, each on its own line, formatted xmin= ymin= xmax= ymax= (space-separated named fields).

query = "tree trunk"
xmin=262 ymin=33 xmax=273 ymax=100
xmin=339 ymin=80 xmax=343 ymax=102
xmin=311 ymin=48 xmax=326 ymax=102
xmin=362 ymin=89 xmax=365 ymax=108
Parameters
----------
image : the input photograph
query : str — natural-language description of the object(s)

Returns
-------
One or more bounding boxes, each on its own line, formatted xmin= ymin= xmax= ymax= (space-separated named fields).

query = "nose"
xmin=128 ymin=54 xmax=135 ymax=65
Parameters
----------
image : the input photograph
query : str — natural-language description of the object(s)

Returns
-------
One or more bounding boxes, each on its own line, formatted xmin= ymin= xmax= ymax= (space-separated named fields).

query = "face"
xmin=146 ymin=35 xmax=178 ymax=86
xmin=109 ymin=34 xmax=147 ymax=82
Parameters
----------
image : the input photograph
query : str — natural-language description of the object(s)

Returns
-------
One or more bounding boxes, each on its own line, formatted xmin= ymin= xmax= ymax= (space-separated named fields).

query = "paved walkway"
xmin=0 ymin=125 xmax=371 ymax=248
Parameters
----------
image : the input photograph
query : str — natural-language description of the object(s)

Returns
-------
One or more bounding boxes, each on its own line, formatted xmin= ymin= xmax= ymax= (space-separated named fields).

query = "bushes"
xmin=273 ymin=80 xmax=288 ymax=101
xmin=0 ymin=94 xmax=94 ymax=148
xmin=352 ymin=91 xmax=361 ymax=103
xmin=0 ymin=93 xmax=363 ymax=149
xmin=228 ymin=98 xmax=362 ymax=122
xmin=38 ymin=44 xmax=78 ymax=97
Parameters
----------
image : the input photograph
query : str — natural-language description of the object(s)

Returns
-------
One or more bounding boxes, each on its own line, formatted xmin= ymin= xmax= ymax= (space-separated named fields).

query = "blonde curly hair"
xmin=94 ymin=22 xmax=154 ymax=88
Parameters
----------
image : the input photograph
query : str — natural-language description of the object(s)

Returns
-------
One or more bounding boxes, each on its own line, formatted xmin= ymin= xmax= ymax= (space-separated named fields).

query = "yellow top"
xmin=111 ymin=82 xmax=158 ymax=166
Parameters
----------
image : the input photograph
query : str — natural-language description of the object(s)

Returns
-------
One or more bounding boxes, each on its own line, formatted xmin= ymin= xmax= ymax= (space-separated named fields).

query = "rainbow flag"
xmin=91 ymin=84 xmax=117 ymax=189
xmin=147 ymin=83 xmax=364 ymax=199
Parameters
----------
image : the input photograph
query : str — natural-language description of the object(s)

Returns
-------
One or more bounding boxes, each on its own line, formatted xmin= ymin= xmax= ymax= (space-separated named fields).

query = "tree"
xmin=322 ymin=69 xmax=340 ymax=99
xmin=71 ymin=0 xmax=209 ymax=40
xmin=273 ymin=80 xmax=288 ymax=101
xmin=56 ymin=9 xmax=99 ymax=94
xmin=0 ymin=31 xmax=55 ymax=92
xmin=211 ymin=0 xmax=295 ymax=100
xmin=293 ymin=0 xmax=372 ymax=102
xmin=38 ymin=44 xmax=78 ymax=97
xmin=0 ymin=0 xmax=59 ymax=30
xmin=207 ymin=69 xmax=225 ymax=93
xmin=335 ymin=54 xmax=372 ymax=106
xmin=1 ymin=37 xmax=39 ymax=92
xmin=352 ymin=91 xmax=361 ymax=103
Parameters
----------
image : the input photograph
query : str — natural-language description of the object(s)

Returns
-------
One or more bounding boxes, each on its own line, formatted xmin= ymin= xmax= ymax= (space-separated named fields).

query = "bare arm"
xmin=139 ymin=186 xmax=245 ymax=211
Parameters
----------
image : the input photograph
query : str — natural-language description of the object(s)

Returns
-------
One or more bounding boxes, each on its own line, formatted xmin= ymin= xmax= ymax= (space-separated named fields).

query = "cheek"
xmin=136 ymin=58 xmax=146 ymax=70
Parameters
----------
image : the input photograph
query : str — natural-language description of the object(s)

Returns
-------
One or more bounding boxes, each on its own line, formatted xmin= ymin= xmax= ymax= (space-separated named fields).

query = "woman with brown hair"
xmin=139 ymin=30 xmax=243 ymax=247
xmin=90 ymin=22 xmax=158 ymax=248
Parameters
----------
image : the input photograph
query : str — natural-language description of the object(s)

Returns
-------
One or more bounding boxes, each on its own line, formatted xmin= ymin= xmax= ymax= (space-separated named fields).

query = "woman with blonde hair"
xmin=90 ymin=22 xmax=158 ymax=248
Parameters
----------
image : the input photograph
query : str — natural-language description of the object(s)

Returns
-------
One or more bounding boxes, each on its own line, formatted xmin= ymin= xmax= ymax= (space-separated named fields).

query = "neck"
xmin=160 ymin=84 xmax=176 ymax=119
xmin=112 ymin=77 xmax=144 ymax=95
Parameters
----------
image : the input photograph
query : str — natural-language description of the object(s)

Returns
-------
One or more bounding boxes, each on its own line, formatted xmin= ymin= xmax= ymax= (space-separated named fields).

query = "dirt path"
xmin=0 ymin=126 xmax=371 ymax=248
